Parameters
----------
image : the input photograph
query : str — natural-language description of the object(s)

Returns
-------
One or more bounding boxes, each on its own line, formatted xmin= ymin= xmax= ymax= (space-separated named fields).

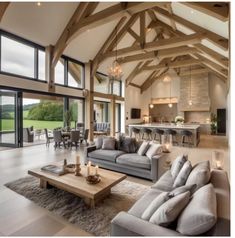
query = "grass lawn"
xmin=1 ymin=119 xmax=65 ymax=131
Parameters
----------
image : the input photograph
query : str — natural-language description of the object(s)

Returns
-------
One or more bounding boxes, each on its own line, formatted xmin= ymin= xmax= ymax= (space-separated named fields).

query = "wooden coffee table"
xmin=28 ymin=165 xmax=126 ymax=208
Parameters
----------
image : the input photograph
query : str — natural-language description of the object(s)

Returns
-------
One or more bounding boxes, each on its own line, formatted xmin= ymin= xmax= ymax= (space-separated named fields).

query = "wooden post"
xmin=85 ymin=61 xmax=94 ymax=142
xmin=110 ymin=96 xmax=116 ymax=137
xmin=45 ymin=45 xmax=55 ymax=92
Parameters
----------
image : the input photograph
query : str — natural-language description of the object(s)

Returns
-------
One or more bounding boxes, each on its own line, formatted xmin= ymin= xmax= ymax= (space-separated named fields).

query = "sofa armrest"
xmin=111 ymin=212 xmax=181 ymax=236
xmin=84 ymin=145 xmax=96 ymax=163
xmin=151 ymin=153 xmax=168 ymax=182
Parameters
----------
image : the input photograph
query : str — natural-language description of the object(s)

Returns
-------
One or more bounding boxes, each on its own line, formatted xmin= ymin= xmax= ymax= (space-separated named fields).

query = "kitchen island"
xmin=128 ymin=123 xmax=200 ymax=147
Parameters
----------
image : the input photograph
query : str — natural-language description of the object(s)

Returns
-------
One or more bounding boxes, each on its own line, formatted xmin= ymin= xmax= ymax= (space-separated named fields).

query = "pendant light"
xmin=168 ymin=78 xmax=173 ymax=108
xmin=108 ymin=26 xmax=123 ymax=83
xmin=149 ymin=74 xmax=154 ymax=109
xmin=188 ymin=65 xmax=193 ymax=106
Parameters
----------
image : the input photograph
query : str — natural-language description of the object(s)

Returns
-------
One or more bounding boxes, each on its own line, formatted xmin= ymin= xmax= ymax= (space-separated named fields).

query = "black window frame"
xmin=95 ymin=71 xmax=123 ymax=97
xmin=0 ymin=30 xmax=85 ymax=90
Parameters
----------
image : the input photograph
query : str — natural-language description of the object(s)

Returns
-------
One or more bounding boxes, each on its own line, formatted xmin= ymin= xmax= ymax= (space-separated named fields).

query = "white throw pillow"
xmin=146 ymin=144 xmax=162 ymax=159
xmin=173 ymin=160 xmax=192 ymax=188
xmin=149 ymin=191 xmax=190 ymax=227
xmin=177 ymin=183 xmax=217 ymax=235
xmin=141 ymin=192 xmax=170 ymax=221
xmin=137 ymin=141 xmax=150 ymax=156
xmin=102 ymin=137 xmax=116 ymax=150
xmin=171 ymin=155 xmax=187 ymax=180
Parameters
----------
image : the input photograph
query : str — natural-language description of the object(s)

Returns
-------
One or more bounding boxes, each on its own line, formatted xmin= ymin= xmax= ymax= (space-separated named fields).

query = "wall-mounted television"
xmin=131 ymin=108 xmax=141 ymax=119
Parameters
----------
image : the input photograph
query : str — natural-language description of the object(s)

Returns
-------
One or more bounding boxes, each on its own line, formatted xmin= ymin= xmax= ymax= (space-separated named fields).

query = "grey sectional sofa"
xmin=111 ymin=168 xmax=230 ymax=236
xmin=84 ymin=141 xmax=167 ymax=182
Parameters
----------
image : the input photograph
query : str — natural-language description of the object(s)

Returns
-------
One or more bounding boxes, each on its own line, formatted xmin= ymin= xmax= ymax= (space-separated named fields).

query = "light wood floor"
xmin=0 ymin=135 xmax=229 ymax=236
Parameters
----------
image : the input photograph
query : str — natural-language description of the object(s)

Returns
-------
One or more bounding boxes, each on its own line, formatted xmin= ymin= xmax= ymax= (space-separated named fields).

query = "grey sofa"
xmin=84 ymin=141 xmax=167 ymax=182
xmin=111 ymin=169 xmax=230 ymax=236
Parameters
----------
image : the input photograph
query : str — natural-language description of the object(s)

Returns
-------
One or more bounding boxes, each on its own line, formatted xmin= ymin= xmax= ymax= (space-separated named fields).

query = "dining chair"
xmin=81 ymin=129 xmax=89 ymax=145
xmin=53 ymin=130 xmax=67 ymax=149
xmin=44 ymin=128 xmax=54 ymax=147
xmin=68 ymin=130 xmax=80 ymax=149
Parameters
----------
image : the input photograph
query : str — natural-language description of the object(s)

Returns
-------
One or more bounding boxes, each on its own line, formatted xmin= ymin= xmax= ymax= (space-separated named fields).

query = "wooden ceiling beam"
xmin=52 ymin=2 xmax=90 ymax=67
xmin=0 ymin=2 xmax=9 ymax=22
xmin=117 ymin=46 xmax=198 ymax=64
xmin=166 ymin=3 xmax=177 ymax=30
xmin=154 ymin=6 xmax=228 ymax=50
xmin=139 ymin=11 xmax=146 ymax=48
xmin=143 ymin=58 xmax=201 ymax=71
xmin=91 ymin=16 xmax=127 ymax=76
xmin=127 ymin=28 xmax=141 ymax=42
xmin=150 ymin=17 xmax=229 ymax=69
xmin=103 ymin=32 xmax=205 ymax=59
xmin=182 ymin=2 xmax=229 ymax=22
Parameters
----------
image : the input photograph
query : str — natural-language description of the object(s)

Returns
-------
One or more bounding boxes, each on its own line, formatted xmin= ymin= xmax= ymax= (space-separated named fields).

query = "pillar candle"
xmin=76 ymin=155 xmax=80 ymax=165
xmin=95 ymin=165 xmax=99 ymax=175
xmin=87 ymin=165 xmax=90 ymax=176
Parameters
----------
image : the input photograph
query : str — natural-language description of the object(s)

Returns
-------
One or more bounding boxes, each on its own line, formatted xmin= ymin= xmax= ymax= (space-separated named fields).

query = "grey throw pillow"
xmin=137 ymin=141 xmax=150 ymax=156
xmin=141 ymin=192 xmax=170 ymax=221
xmin=95 ymin=136 xmax=104 ymax=149
xmin=170 ymin=155 xmax=187 ymax=180
xmin=173 ymin=160 xmax=192 ymax=188
xmin=146 ymin=144 xmax=163 ymax=159
xmin=119 ymin=137 xmax=137 ymax=153
xmin=169 ymin=184 xmax=197 ymax=197
xmin=149 ymin=191 xmax=190 ymax=227
xmin=102 ymin=137 xmax=116 ymax=150
xmin=177 ymin=183 xmax=217 ymax=235
xmin=186 ymin=160 xmax=211 ymax=193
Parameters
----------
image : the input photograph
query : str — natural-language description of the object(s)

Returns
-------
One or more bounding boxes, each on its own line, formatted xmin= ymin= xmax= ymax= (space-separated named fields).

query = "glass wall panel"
xmin=113 ymin=80 xmax=121 ymax=96
xmin=69 ymin=98 xmax=84 ymax=129
xmin=55 ymin=58 xmax=65 ymax=85
xmin=68 ymin=61 xmax=83 ymax=88
xmin=94 ymin=73 xmax=109 ymax=94
xmin=38 ymin=50 xmax=45 ymax=80
xmin=94 ymin=101 xmax=110 ymax=123
xmin=1 ymin=36 xmax=34 ymax=78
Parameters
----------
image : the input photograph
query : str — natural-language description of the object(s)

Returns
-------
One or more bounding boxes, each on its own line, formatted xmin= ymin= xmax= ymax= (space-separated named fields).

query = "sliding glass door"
xmin=0 ymin=90 xmax=22 ymax=147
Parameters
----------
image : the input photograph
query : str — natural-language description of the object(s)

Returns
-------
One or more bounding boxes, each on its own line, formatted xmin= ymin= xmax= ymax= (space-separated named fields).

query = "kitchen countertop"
xmin=128 ymin=123 xmax=200 ymax=130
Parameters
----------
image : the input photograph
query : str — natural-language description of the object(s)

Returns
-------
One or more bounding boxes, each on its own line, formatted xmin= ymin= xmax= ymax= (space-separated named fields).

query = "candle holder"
xmin=212 ymin=150 xmax=224 ymax=170
xmin=86 ymin=174 xmax=101 ymax=184
xmin=75 ymin=163 xmax=82 ymax=176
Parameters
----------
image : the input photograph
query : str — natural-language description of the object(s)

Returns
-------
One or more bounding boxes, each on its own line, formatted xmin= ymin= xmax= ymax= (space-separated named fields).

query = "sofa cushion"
xmin=119 ymin=137 xmax=138 ymax=153
xmin=116 ymin=153 xmax=151 ymax=170
xmin=129 ymin=189 xmax=162 ymax=218
xmin=88 ymin=149 xmax=125 ymax=163
xmin=177 ymin=183 xmax=217 ymax=235
xmin=145 ymin=143 xmax=162 ymax=159
xmin=141 ymin=192 xmax=170 ymax=221
xmin=173 ymin=160 xmax=192 ymax=188
xmin=149 ymin=191 xmax=190 ymax=227
xmin=95 ymin=136 xmax=104 ymax=149
xmin=169 ymin=184 xmax=197 ymax=197
xmin=171 ymin=155 xmax=187 ymax=180
xmin=137 ymin=141 xmax=150 ymax=156
xmin=102 ymin=137 xmax=116 ymax=150
xmin=151 ymin=170 xmax=174 ymax=192
xmin=186 ymin=160 xmax=211 ymax=193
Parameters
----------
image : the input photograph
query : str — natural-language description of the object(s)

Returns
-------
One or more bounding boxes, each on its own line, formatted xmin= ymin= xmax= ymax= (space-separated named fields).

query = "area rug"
xmin=5 ymin=176 xmax=149 ymax=236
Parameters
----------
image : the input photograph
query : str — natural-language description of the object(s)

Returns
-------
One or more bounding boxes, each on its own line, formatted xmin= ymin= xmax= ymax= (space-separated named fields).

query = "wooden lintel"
xmin=93 ymin=91 xmax=125 ymax=101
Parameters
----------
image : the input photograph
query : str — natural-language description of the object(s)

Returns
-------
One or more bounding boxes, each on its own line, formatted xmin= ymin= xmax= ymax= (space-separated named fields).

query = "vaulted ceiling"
xmin=0 ymin=2 xmax=230 ymax=92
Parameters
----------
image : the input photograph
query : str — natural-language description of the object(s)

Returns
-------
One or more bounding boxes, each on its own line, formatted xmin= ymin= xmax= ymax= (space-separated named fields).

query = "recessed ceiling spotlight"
xmin=37 ymin=2 xmax=41 ymax=7
xmin=146 ymin=27 xmax=152 ymax=33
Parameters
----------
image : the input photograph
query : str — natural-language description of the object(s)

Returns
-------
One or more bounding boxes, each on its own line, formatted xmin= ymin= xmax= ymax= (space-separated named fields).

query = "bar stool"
xmin=153 ymin=129 xmax=164 ymax=144
xmin=180 ymin=130 xmax=193 ymax=147
xmin=164 ymin=129 xmax=178 ymax=145
xmin=132 ymin=127 xmax=141 ymax=140
xmin=141 ymin=128 xmax=152 ymax=140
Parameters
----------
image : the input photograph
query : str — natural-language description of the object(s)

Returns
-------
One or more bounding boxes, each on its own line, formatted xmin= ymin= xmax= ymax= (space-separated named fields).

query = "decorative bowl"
xmin=65 ymin=164 xmax=75 ymax=173
xmin=86 ymin=175 xmax=101 ymax=184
